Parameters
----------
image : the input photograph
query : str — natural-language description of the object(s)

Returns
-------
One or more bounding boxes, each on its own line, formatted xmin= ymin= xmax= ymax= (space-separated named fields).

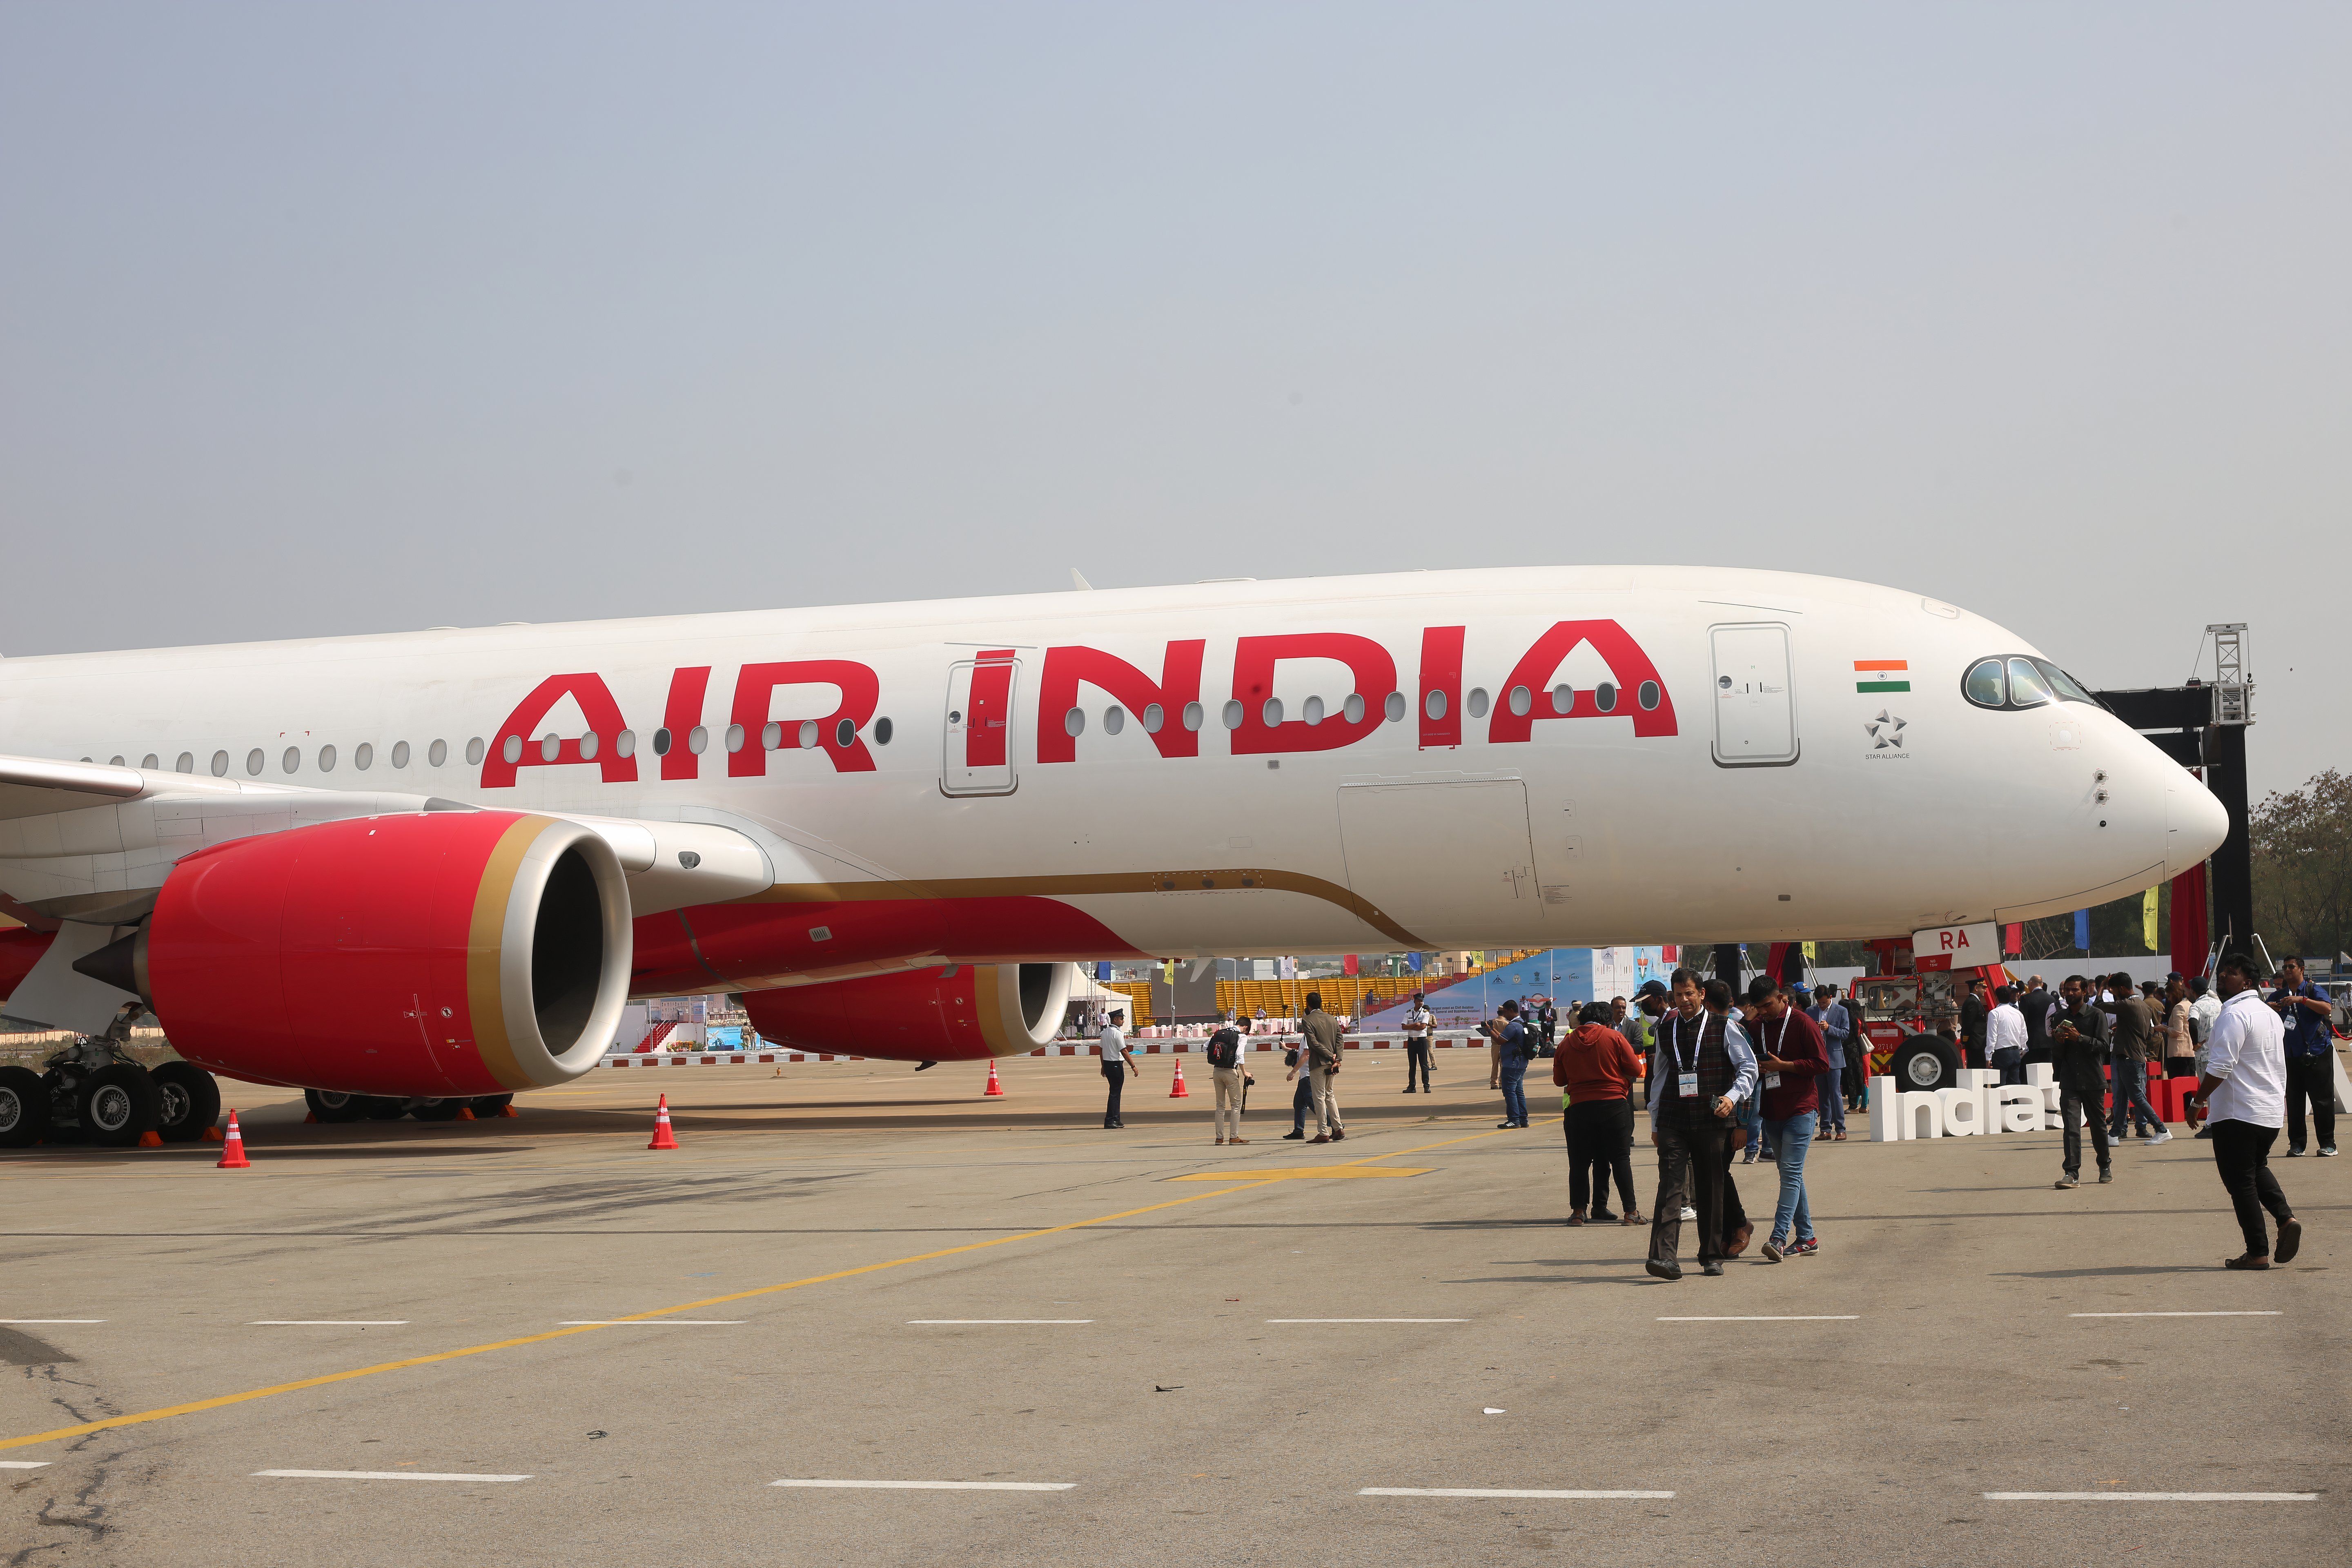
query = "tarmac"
xmin=1 ymin=1049 xmax=2345 ymax=1567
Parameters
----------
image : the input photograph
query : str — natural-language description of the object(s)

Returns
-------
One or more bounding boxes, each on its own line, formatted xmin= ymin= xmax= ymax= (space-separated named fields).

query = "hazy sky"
xmin=3 ymin=4 xmax=2344 ymax=795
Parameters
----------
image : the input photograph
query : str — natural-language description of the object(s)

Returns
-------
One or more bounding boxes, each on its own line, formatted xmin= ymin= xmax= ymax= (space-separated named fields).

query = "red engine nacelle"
xmin=103 ymin=811 xmax=633 ymax=1097
xmin=742 ymin=962 xmax=1077 ymax=1062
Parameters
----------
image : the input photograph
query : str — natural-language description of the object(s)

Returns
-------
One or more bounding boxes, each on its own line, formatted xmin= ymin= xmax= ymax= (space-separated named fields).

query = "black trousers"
xmin=1101 ymin=1060 xmax=1126 ymax=1127
xmin=1564 ymin=1097 xmax=1636 ymax=1214
xmin=1403 ymin=1038 xmax=1433 ymax=1091
xmin=2208 ymin=1118 xmax=2294 ymax=1256
xmin=2284 ymin=1054 xmax=2336 ymax=1150
xmin=1291 ymin=1074 xmax=1313 ymax=1133
xmin=1842 ymin=1056 xmax=1865 ymax=1107
xmin=1718 ymin=1138 xmax=1749 ymax=1251
xmin=1648 ymin=1117 xmax=1731 ymax=1267
xmin=2059 ymin=1087 xmax=2111 ymax=1176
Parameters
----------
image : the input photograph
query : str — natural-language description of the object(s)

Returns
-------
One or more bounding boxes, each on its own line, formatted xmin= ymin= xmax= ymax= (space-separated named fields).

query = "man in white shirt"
xmin=2189 ymin=954 xmax=2301 ymax=1270
xmin=1097 ymin=1009 xmax=1137 ymax=1130
xmin=1986 ymin=985 xmax=2029 ymax=1085
xmin=1401 ymin=992 xmax=1435 ymax=1095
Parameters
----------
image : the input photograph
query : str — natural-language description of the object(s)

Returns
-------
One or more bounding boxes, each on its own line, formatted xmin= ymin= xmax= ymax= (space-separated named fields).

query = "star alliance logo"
xmin=1865 ymin=709 xmax=1907 ymax=750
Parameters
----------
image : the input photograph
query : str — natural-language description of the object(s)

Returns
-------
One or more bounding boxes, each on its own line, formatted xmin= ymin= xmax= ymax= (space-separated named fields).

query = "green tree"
xmin=2252 ymin=768 xmax=2352 ymax=961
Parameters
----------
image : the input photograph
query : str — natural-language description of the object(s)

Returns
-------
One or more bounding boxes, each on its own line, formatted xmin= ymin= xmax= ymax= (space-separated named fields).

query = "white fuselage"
xmin=0 ymin=566 xmax=2225 ymax=973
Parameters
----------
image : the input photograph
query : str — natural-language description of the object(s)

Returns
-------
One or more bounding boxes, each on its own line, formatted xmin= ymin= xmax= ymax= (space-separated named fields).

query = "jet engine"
xmin=742 ymin=961 xmax=1077 ymax=1062
xmin=79 ymin=811 xmax=632 ymax=1097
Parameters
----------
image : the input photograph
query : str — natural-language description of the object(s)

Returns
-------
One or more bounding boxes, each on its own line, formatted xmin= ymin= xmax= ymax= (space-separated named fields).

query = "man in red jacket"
xmin=1746 ymin=977 xmax=1831 ymax=1261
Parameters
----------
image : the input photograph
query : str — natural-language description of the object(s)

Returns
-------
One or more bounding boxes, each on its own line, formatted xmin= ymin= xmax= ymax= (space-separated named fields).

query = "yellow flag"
xmin=2142 ymin=887 xmax=2158 ymax=951
xmin=1802 ymin=941 xmax=1817 ymax=962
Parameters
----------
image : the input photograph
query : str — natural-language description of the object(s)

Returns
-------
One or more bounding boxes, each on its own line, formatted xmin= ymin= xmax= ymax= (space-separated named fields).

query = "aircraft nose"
xmin=2167 ymin=766 xmax=2231 ymax=878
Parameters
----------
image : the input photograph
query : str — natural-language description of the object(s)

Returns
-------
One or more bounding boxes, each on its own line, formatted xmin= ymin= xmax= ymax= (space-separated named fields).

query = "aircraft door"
xmin=1337 ymin=779 xmax=1541 ymax=947
xmin=942 ymin=651 xmax=1019 ymax=795
xmin=1709 ymin=623 xmax=1799 ymax=767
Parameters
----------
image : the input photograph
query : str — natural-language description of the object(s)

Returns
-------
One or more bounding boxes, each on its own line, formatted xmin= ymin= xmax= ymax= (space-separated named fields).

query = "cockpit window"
xmin=2006 ymin=658 xmax=2054 ymax=708
xmin=1965 ymin=653 xmax=2102 ymax=711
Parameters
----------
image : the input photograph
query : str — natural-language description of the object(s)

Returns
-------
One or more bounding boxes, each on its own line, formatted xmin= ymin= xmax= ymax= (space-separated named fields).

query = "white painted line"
xmin=1266 ymin=1319 xmax=1469 ymax=1324
xmin=255 ymin=1470 xmax=532 ymax=1483
xmin=1984 ymin=1492 xmax=2315 ymax=1502
xmin=1656 ymin=1316 xmax=1859 ymax=1322
xmin=906 ymin=1319 xmax=1092 ymax=1325
xmin=1360 ymin=1488 xmax=1674 ymax=1499
xmin=0 ymin=1319 xmax=104 ymax=1325
xmin=2066 ymin=1311 xmax=2283 ymax=1318
xmin=771 ymin=1479 xmax=1076 ymax=1492
xmin=556 ymin=1320 xmax=746 ymax=1325
xmin=0 ymin=1461 xmax=52 ymax=1470
xmin=249 ymin=1321 xmax=410 ymax=1326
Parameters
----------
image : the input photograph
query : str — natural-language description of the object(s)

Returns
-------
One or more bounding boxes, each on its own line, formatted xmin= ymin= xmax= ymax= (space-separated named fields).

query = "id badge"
xmin=1764 ymin=1072 xmax=1782 ymax=1089
xmin=1677 ymin=1071 xmax=1699 ymax=1098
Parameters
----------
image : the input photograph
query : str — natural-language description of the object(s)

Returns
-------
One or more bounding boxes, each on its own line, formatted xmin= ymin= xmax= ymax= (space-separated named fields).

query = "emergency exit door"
xmin=942 ymin=652 xmax=1019 ymax=795
xmin=1710 ymin=623 xmax=1799 ymax=766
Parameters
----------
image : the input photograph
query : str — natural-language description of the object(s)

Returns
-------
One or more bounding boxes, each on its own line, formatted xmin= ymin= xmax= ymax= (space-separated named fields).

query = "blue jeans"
xmin=2108 ymin=1060 xmax=2161 ymax=1138
xmin=1760 ymin=1111 xmax=1816 ymax=1245
xmin=1819 ymin=1064 xmax=1846 ymax=1131
xmin=1737 ymin=1089 xmax=1764 ymax=1155
xmin=1500 ymin=1059 xmax=1528 ymax=1125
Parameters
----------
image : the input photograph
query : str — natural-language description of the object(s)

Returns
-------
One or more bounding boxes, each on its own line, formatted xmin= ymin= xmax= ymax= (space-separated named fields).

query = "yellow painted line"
xmin=0 ymin=1181 xmax=1261 ymax=1454
xmin=1168 ymin=1165 xmax=1429 ymax=1182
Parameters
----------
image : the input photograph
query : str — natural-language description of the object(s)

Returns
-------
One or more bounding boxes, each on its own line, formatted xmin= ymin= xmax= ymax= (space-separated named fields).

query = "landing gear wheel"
xmin=408 ymin=1099 xmax=464 ymax=1122
xmin=305 ymin=1088 xmax=369 ymax=1124
xmin=360 ymin=1098 xmax=411 ymax=1121
xmin=149 ymin=1061 xmax=220 ymax=1143
xmin=467 ymin=1094 xmax=513 ymax=1118
xmin=1890 ymin=1037 xmax=1962 ymax=1095
xmin=77 ymin=1063 xmax=160 ymax=1148
xmin=0 ymin=1065 xmax=51 ymax=1148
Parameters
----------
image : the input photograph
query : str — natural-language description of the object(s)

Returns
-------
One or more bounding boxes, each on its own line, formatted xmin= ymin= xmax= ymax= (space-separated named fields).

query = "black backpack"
xmin=1205 ymin=1027 xmax=1243 ymax=1070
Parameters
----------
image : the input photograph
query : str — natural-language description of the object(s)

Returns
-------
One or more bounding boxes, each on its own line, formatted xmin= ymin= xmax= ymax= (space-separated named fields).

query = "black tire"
xmin=305 ymin=1087 xmax=369 ymax=1124
xmin=76 ymin=1062 xmax=160 ymax=1148
xmin=360 ymin=1097 xmax=411 ymax=1121
xmin=408 ymin=1099 xmax=464 ymax=1122
xmin=467 ymin=1094 xmax=513 ymax=1118
xmin=149 ymin=1061 xmax=220 ymax=1144
xmin=0 ymin=1064 xmax=50 ymax=1149
xmin=1889 ymin=1036 xmax=1962 ymax=1095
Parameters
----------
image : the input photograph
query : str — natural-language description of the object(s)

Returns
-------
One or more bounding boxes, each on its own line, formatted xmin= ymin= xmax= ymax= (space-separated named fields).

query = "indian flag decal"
xmin=1854 ymin=659 xmax=1910 ymax=693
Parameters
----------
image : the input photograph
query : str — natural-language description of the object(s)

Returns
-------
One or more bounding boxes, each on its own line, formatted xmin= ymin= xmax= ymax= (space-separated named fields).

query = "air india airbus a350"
xmin=0 ymin=566 xmax=2227 ymax=1145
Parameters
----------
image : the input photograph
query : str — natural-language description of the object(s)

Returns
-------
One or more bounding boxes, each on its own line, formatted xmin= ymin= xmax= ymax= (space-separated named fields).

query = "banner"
xmin=2073 ymin=910 xmax=2090 ymax=951
xmin=1096 ymin=962 xmax=1112 ymax=981
xmin=2142 ymin=888 xmax=2158 ymax=952
xmin=1343 ymin=954 xmax=1360 ymax=977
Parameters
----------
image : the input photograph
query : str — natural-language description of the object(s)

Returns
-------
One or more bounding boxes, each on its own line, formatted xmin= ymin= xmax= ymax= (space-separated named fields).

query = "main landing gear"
xmin=303 ymin=1090 xmax=516 ymax=1123
xmin=0 ymin=1016 xmax=210 ymax=1149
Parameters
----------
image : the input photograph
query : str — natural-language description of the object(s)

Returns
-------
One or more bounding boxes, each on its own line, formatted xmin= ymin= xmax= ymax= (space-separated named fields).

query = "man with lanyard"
xmin=1495 ymin=1000 xmax=1533 ymax=1128
xmin=2049 ymin=976 xmax=2114 ymax=1188
xmin=1644 ymin=968 xmax=1758 ymax=1280
xmin=1806 ymin=984 xmax=1853 ymax=1141
xmin=2190 ymin=952 xmax=2303 ymax=1268
xmin=2269 ymin=957 xmax=2338 ymax=1158
xmin=1098 ymin=1008 xmax=1137 ymax=1130
xmin=1401 ymin=991 xmax=1435 ymax=1095
xmin=1748 ymin=977 xmax=1830 ymax=1261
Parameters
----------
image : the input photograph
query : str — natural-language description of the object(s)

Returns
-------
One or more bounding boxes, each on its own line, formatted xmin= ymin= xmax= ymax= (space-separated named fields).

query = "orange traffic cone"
xmin=138 ymin=1129 xmax=163 ymax=1148
xmin=216 ymin=1111 xmax=252 ymax=1168
xmin=984 ymin=1060 xmax=1005 ymax=1097
xmin=1169 ymin=1058 xmax=1190 ymax=1098
xmin=647 ymin=1094 xmax=679 ymax=1150
xmin=201 ymin=1125 xmax=223 ymax=1143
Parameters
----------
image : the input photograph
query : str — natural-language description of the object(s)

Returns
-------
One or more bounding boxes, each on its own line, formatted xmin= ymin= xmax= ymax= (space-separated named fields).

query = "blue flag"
xmin=1405 ymin=951 xmax=1423 ymax=973
xmin=2073 ymin=910 xmax=2090 ymax=951
xmin=1095 ymin=961 xmax=1112 ymax=981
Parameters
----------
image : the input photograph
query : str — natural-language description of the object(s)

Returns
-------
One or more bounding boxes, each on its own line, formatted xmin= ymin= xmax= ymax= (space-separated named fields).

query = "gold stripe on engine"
xmin=465 ymin=816 xmax=554 ymax=1092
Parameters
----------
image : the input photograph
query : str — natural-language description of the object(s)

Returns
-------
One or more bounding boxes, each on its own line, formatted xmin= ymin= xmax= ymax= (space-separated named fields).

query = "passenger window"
xmin=1508 ymin=685 xmax=1531 ymax=717
xmin=1103 ymin=706 xmax=1125 ymax=736
xmin=465 ymin=737 xmax=486 ymax=766
xmin=580 ymin=732 xmax=599 ymax=761
xmin=1343 ymin=693 xmax=1365 ymax=724
xmin=1065 ymin=706 xmax=1085 ymax=737
xmin=429 ymin=739 xmax=449 ymax=767
xmin=1262 ymin=697 xmax=1283 ymax=727
xmin=798 ymin=719 xmax=820 ymax=749
xmin=874 ymin=716 xmax=893 ymax=745
xmin=1595 ymin=683 xmax=1617 ymax=713
xmin=391 ymin=741 xmax=411 ymax=768
xmin=687 ymin=726 xmax=707 ymax=755
xmin=503 ymin=735 xmax=524 ymax=764
xmin=616 ymin=730 xmax=636 ymax=758
xmin=211 ymin=751 xmax=229 ymax=777
xmin=1301 ymin=696 xmax=1324 ymax=726
xmin=247 ymin=749 xmax=265 ymax=776
xmin=835 ymin=718 xmax=855 ymax=748
xmin=1638 ymin=680 xmax=1662 ymax=711
xmin=2006 ymin=659 xmax=2054 ymax=708
xmin=1142 ymin=703 xmax=1165 ymax=734
xmin=1222 ymin=700 xmax=1244 ymax=731
xmin=1424 ymin=690 xmax=1447 ymax=721
xmin=1183 ymin=702 xmax=1205 ymax=732
xmin=1552 ymin=684 xmax=1572 ymax=715
xmin=142 ymin=753 xmax=158 ymax=770
xmin=176 ymin=752 xmax=195 ymax=774
xmin=725 ymin=724 xmax=744 ymax=753
xmin=542 ymin=733 xmax=562 ymax=761
xmin=318 ymin=746 xmax=336 ymax=773
xmin=760 ymin=721 xmax=781 ymax=750
xmin=282 ymin=747 xmax=300 ymax=774
xmin=1384 ymin=691 xmax=1406 ymax=723
xmin=652 ymin=728 xmax=672 ymax=756
xmin=109 ymin=755 xmax=125 ymax=766
xmin=1466 ymin=688 xmax=1490 ymax=719
xmin=354 ymin=743 xmax=373 ymax=771
xmin=1963 ymin=659 xmax=2006 ymax=708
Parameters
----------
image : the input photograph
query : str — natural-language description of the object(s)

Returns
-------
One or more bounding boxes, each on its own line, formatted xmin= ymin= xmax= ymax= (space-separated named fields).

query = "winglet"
xmin=1069 ymin=568 xmax=1094 ymax=591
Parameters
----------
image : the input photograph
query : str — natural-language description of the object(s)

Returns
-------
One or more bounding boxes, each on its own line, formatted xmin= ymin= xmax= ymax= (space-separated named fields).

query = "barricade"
xmin=595 ymin=1031 xmax=1490 ymax=1069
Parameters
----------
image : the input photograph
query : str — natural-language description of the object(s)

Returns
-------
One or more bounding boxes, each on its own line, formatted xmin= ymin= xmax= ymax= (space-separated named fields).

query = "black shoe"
xmin=1282 ymin=1130 xmax=1305 ymax=1140
xmin=1644 ymin=1259 xmax=1682 ymax=1282
xmin=2275 ymin=1217 xmax=2303 ymax=1264
xmin=1590 ymin=1210 xmax=1618 ymax=1224
xmin=2286 ymin=1146 xmax=2306 ymax=1157
xmin=2098 ymin=1167 xmax=2113 ymax=1183
xmin=1403 ymin=1086 xmax=1416 ymax=1094
xmin=1700 ymin=1261 xmax=1726 ymax=1276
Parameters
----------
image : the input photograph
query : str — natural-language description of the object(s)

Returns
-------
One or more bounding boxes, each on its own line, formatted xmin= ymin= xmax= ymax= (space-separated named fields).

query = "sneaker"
xmin=2286 ymin=1146 xmax=2306 ymax=1157
xmin=2194 ymin=1127 xmax=2213 ymax=1139
xmin=1497 ymin=1121 xmax=1517 ymax=1129
xmin=1679 ymin=1205 xmax=1697 ymax=1221
xmin=1760 ymin=1237 xmax=1785 ymax=1263
xmin=1700 ymin=1261 xmax=1726 ymax=1276
xmin=1282 ymin=1130 xmax=1305 ymax=1140
xmin=1788 ymin=1238 xmax=1820 ymax=1257
xmin=2054 ymin=1175 xmax=2079 ymax=1189
xmin=2275 ymin=1217 xmax=2303 ymax=1264
xmin=2098 ymin=1167 xmax=2114 ymax=1183
xmin=2320 ymin=1147 xmax=2339 ymax=1158
xmin=2142 ymin=1131 xmax=2173 ymax=1145
xmin=1645 ymin=1259 xmax=1682 ymax=1282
